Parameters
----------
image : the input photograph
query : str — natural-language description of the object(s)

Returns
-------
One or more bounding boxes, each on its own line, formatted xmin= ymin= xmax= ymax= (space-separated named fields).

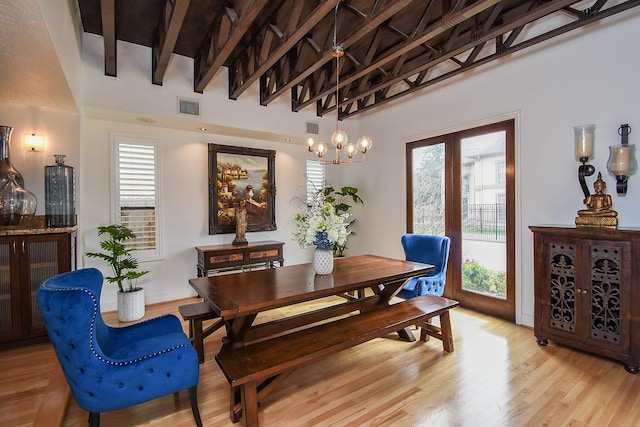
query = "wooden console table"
xmin=195 ymin=240 xmax=284 ymax=277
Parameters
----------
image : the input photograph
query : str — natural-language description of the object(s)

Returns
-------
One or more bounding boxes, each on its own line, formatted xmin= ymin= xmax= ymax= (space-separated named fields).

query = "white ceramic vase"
xmin=117 ymin=288 xmax=145 ymax=322
xmin=313 ymin=247 xmax=334 ymax=275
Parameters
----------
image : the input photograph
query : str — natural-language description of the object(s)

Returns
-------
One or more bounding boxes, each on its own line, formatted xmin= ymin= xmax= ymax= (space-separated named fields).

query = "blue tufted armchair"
xmin=37 ymin=268 xmax=202 ymax=427
xmin=397 ymin=234 xmax=451 ymax=299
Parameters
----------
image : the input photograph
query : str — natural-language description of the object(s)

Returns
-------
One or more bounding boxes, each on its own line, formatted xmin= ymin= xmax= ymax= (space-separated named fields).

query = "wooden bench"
xmin=178 ymin=301 xmax=224 ymax=364
xmin=215 ymin=295 xmax=459 ymax=426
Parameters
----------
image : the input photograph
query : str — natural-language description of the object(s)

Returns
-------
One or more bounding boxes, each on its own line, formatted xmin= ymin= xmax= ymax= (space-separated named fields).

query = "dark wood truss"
xmin=78 ymin=0 xmax=640 ymax=119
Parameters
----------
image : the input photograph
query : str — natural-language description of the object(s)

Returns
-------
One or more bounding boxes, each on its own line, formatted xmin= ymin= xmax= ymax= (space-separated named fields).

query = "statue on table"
xmin=575 ymin=172 xmax=618 ymax=228
xmin=232 ymin=201 xmax=248 ymax=245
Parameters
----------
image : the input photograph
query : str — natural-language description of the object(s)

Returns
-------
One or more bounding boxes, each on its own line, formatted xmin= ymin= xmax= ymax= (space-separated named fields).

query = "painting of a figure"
xmin=208 ymin=144 xmax=276 ymax=234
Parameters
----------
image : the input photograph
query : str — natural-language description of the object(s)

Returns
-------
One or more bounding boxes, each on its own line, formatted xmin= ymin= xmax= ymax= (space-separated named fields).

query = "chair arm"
xmin=416 ymin=276 xmax=446 ymax=297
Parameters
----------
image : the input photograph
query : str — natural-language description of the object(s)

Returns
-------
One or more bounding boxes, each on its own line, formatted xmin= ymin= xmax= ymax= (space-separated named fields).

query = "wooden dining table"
xmin=188 ymin=254 xmax=434 ymax=348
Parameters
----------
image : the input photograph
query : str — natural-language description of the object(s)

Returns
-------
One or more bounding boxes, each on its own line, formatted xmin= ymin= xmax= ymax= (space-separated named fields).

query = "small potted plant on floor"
xmin=86 ymin=224 xmax=149 ymax=322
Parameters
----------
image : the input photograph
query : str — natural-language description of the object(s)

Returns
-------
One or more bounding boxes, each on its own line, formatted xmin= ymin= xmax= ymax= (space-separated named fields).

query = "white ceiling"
xmin=0 ymin=0 xmax=77 ymax=112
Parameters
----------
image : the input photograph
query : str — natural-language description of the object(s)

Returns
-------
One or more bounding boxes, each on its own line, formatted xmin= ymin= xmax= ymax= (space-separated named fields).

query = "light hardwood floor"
xmin=2 ymin=296 xmax=640 ymax=427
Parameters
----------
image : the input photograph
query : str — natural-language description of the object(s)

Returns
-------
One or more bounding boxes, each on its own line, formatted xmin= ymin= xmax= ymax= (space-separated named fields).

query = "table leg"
xmin=397 ymin=326 xmax=417 ymax=342
xmin=227 ymin=314 xmax=258 ymax=347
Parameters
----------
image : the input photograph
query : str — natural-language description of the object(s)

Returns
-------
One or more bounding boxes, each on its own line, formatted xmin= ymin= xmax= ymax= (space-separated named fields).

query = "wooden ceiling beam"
xmin=152 ymin=0 xmax=190 ymax=85
xmin=229 ymin=0 xmax=340 ymax=100
xmin=100 ymin=0 xmax=116 ymax=77
xmin=194 ymin=0 xmax=269 ymax=93
xmin=341 ymin=0 xmax=640 ymax=118
xmin=297 ymin=0 xmax=503 ymax=112
xmin=337 ymin=0 xmax=580 ymax=109
xmin=266 ymin=0 xmax=415 ymax=106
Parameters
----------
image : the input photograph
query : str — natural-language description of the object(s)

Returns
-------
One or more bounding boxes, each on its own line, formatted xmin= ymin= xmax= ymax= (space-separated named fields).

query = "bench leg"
xmin=419 ymin=311 xmax=454 ymax=352
xmin=230 ymin=385 xmax=241 ymax=423
xmin=193 ymin=319 xmax=205 ymax=364
xmin=439 ymin=311 xmax=454 ymax=352
xmin=241 ymin=382 xmax=259 ymax=427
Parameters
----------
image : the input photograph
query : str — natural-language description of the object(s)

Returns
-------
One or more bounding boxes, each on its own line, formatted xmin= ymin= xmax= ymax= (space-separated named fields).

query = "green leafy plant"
xmin=322 ymin=186 xmax=364 ymax=257
xmin=86 ymin=225 xmax=149 ymax=293
xmin=462 ymin=259 xmax=506 ymax=297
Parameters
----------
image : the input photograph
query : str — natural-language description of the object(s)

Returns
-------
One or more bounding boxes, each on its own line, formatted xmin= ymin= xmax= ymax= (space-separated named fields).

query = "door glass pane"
xmin=460 ymin=132 xmax=506 ymax=299
xmin=412 ymin=143 xmax=445 ymax=235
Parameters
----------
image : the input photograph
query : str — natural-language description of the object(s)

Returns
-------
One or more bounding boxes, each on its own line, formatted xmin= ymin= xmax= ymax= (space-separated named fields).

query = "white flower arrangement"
xmin=293 ymin=192 xmax=350 ymax=250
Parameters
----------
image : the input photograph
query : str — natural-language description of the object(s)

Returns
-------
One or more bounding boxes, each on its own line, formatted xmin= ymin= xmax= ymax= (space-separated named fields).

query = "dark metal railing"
xmin=462 ymin=203 xmax=506 ymax=242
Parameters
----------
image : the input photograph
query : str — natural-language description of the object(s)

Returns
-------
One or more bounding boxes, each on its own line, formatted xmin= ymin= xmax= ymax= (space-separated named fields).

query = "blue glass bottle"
xmin=45 ymin=155 xmax=76 ymax=227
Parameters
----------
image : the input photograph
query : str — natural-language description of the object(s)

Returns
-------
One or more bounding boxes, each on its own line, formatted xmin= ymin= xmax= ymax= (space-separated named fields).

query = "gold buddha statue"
xmin=575 ymin=172 xmax=618 ymax=228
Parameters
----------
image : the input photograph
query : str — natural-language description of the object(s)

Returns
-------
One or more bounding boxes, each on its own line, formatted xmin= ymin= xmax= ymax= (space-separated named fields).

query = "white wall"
xmin=0 ymin=105 xmax=79 ymax=213
xmin=80 ymin=118 xmax=327 ymax=311
xmin=80 ymin=33 xmax=357 ymax=146
xmin=38 ymin=0 xmax=84 ymax=109
xmin=351 ymin=11 xmax=640 ymax=326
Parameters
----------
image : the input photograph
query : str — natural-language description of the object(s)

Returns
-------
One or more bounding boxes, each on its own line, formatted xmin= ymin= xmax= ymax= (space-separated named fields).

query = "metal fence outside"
xmin=463 ymin=203 xmax=506 ymax=242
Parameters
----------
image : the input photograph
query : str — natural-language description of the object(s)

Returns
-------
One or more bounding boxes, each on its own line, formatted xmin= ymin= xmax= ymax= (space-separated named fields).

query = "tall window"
xmin=306 ymin=160 xmax=325 ymax=203
xmin=111 ymin=133 xmax=161 ymax=260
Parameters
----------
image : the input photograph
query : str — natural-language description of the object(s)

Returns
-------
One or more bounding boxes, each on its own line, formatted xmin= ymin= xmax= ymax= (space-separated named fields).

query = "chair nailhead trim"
xmin=41 ymin=283 xmax=191 ymax=366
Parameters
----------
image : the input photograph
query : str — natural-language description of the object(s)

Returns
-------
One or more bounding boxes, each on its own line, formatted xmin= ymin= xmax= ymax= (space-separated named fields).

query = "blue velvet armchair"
xmin=37 ymin=268 xmax=202 ymax=427
xmin=397 ymin=234 xmax=451 ymax=299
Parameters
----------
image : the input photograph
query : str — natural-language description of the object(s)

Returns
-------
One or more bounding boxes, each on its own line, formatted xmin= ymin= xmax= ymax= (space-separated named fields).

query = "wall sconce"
xmin=23 ymin=133 xmax=44 ymax=152
xmin=574 ymin=124 xmax=596 ymax=202
xmin=606 ymin=124 xmax=637 ymax=195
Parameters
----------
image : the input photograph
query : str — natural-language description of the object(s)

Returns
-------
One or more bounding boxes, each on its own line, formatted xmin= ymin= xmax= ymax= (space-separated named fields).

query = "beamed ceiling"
xmin=78 ymin=0 xmax=640 ymax=119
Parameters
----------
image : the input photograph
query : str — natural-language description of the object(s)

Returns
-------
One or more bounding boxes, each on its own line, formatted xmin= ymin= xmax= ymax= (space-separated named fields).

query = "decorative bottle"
xmin=0 ymin=125 xmax=24 ymax=189
xmin=45 ymin=154 xmax=76 ymax=227
xmin=0 ymin=173 xmax=37 ymax=226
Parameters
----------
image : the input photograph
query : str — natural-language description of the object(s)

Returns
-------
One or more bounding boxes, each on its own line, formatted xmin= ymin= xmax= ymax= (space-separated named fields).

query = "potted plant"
xmin=86 ymin=224 xmax=149 ymax=322
xmin=322 ymin=186 xmax=364 ymax=257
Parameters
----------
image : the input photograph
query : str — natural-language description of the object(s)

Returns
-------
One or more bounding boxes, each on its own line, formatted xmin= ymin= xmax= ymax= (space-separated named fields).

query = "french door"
xmin=407 ymin=120 xmax=515 ymax=320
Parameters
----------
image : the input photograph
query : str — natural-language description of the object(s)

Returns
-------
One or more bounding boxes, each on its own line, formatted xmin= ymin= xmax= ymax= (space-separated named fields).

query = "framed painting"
xmin=208 ymin=144 xmax=276 ymax=234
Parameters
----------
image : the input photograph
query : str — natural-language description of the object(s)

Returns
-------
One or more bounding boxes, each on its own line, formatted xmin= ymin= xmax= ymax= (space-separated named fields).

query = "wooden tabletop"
xmin=189 ymin=254 xmax=433 ymax=319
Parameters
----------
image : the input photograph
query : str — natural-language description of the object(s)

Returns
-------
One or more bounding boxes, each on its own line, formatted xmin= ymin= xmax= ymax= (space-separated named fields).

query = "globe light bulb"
xmin=357 ymin=136 xmax=372 ymax=153
xmin=316 ymin=141 xmax=328 ymax=158
xmin=307 ymin=137 xmax=316 ymax=152
xmin=331 ymin=130 xmax=348 ymax=149
xmin=344 ymin=143 xmax=357 ymax=159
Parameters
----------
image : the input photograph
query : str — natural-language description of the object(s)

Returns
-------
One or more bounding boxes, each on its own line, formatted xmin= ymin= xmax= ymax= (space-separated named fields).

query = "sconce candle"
xmin=609 ymin=145 xmax=633 ymax=175
xmin=574 ymin=124 xmax=596 ymax=202
xmin=606 ymin=124 xmax=637 ymax=195
xmin=574 ymin=124 xmax=595 ymax=160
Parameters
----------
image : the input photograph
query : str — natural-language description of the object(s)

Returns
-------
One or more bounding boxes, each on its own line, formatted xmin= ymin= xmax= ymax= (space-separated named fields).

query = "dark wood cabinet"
xmin=0 ymin=230 xmax=76 ymax=349
xmin=530 ymin=225 xmax=640 ymax=373
xmin=195 ymin=240 xmax=284 ymax=277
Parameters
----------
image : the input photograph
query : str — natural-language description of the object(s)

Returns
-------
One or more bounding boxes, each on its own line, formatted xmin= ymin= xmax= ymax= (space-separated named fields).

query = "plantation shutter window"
xmin=306 ymin=160 xmax=325 ymax=204
xmin=111 ymin=134 xmax=161 ymax=260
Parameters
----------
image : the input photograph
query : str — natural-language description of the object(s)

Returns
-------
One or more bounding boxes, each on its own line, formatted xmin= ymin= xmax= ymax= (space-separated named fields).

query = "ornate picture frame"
xmin=208 ymin=144 xmax=276 ymax=234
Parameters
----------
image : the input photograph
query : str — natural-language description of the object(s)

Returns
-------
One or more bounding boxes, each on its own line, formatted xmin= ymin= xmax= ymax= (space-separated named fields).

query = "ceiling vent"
xmin=177 ymin=97 xmax=200 ymax=117
xmin=306 ymin=121 xmax=319 ymax=135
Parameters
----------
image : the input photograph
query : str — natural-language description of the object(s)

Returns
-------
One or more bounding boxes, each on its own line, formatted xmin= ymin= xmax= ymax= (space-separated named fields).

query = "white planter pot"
xmin=117 ymin=288 xmax=145 ymax=322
